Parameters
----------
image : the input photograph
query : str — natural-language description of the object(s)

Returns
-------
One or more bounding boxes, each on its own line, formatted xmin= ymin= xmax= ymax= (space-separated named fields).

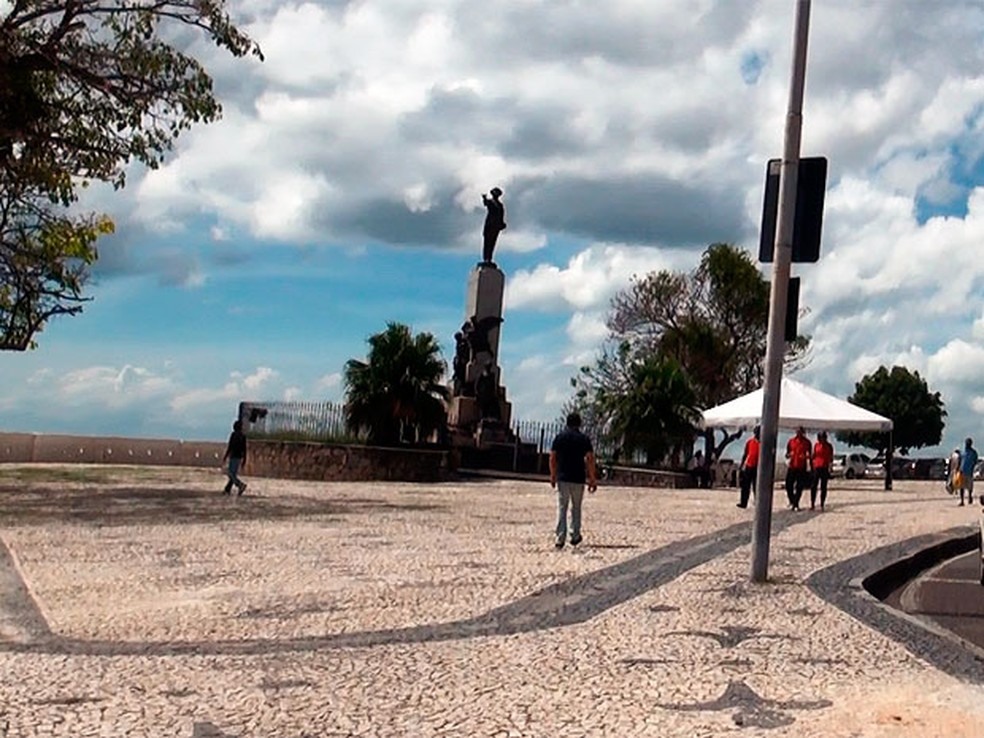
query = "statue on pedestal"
xmin=476 ymin=362 xmax=501 ymax=420
xmin=481 ymin=187 xmax=506 ymax=265
xmin=462 ymin=314 xmax=503 ymax=365
xmin=452 ymin=331 xmax=469 ymax=395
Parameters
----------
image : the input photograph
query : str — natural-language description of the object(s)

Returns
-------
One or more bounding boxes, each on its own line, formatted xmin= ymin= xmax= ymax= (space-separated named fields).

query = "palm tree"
xmin=597 ymin=354 xmax=700 ymax=466
xmin=343 ymin=322 xmax=449 ymax=446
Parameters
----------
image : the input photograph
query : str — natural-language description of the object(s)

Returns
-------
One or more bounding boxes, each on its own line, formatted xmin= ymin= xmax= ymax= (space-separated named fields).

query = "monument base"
xmin=447 ymin=395 xmax=513 ymax=448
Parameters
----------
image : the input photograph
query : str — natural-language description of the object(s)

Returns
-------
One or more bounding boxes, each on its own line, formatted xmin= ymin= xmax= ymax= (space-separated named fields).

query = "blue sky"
xmin=3 ymin=0 xmax=984 ymax=455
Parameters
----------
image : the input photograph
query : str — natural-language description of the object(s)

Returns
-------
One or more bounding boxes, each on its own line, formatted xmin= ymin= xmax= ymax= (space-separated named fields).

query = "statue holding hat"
xmin=481 ymin=187 xmax=506 ymax=265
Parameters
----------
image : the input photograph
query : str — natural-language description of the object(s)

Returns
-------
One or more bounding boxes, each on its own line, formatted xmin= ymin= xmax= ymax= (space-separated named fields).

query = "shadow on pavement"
xmin=0 ymin=485 xmax=446 ymax=527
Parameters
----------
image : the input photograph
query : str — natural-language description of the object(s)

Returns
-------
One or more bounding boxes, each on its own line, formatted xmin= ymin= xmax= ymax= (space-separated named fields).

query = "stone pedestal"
xmin=463 ymin=265 xmax=505 ymax=385
xmin=448 ymin=263 xmax=513 ymax=447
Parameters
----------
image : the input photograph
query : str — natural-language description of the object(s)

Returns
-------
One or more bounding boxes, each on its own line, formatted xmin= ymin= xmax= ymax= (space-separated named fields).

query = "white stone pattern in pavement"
xmin=0 ymin=465 xmax=982 ymax=736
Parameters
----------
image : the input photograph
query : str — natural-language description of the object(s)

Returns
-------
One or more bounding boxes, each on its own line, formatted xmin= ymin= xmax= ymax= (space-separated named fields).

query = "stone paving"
xmin=0 ymin=464 xmax=982 ymax=737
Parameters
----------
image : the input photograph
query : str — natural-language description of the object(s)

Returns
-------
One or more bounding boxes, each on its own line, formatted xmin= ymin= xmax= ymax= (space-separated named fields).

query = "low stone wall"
xmin=0 ymin=433 xmax=449 ymax=483
xmin=605 ymin=465 xmax=692 ymax=489
xmin=247 ymin=440 xmax=449 ymax=483
xmin=0 ymin=432 xmax=225 ymax=467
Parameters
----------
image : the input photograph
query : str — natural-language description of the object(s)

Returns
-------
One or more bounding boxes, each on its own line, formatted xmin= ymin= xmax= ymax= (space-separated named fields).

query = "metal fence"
xmin=239 ymin=400 xmax=359 ymax=442
xmin=239 ymin=400 xmax=571 ymax=452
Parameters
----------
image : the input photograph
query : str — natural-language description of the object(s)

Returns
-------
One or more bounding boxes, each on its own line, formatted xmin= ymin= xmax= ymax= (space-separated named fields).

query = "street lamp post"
xmin=751 ymin=0 xmax=813 ymax=583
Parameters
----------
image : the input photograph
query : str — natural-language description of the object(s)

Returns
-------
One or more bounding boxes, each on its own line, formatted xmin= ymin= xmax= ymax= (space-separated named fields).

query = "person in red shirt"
xmin=737 ymin=425 xmax=760 ymax=508
xmin=785 ymin=426 xmax=812 ymax=511
xmin=810 ymin=430 xmax=834 ymax=511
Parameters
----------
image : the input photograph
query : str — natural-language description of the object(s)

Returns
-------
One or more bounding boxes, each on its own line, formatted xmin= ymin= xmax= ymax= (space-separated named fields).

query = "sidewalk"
xmin=0 ymin=464 xmax=981 ymax=737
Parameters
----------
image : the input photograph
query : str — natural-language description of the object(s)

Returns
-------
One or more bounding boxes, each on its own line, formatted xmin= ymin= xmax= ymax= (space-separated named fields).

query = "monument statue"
xmin=452 ymin=330 xmax=469 ymax=393
xmin=475 ymin=363 xmax=501 ymax=420
xmin=481 ymin=187 xmax=506 ymax=264
xmin=463 ymin=315 xmax=503 ymax=362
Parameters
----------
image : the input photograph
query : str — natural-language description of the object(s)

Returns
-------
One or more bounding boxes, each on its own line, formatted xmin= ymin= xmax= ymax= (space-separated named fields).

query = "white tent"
xmin=700 ymin=377 xmax=893 ymax=432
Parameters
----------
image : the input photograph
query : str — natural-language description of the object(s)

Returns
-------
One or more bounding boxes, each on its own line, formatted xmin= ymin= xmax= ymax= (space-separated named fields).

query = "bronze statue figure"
xmin=452 ymin=331 xmax=469 ymax=393
xmin=482 ymin=187 xmax=506 ymax=264
xmin=463 ymin=315 xmax=503 ymax=361
xmin=476 ymin=362 xmax=501 ymax=420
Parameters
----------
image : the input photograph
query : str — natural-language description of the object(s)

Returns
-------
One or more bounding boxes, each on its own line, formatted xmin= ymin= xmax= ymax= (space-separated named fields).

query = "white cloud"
xmin=507 ymin=244 xmax=688 ymax=312
xmin=314 ymin=372 xmax=342 ymax=395
xmin=927 ymin=340 xmax=984 ymax=385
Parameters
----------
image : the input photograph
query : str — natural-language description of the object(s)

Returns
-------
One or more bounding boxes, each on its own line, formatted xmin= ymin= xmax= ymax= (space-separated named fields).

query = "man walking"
xmin=222 ymin=419 xmax=248 ymax=496
xmin=737 ymin=426 xmax=760 ymax=509
xmin=958 ymin=437 xmax=978 ymax=506
xmin=811 ymin=431 xmax=833 ymax=511
xmin=549 ymin=412 xmax=598 ymax=549
xmin=785 ymin=426 xmax=812 ymax=511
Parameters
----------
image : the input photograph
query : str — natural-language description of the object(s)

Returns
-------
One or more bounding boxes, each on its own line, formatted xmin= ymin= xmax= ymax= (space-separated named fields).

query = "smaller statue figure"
xmin=481 ymin=187 xmax=506 ymax=265
xmin=463 ymin=314 xmax=503 ymax=363
xmin=476 ymin=362 xmax=501 ymax=420
xmin=452 ymin=330 xmax=469 ymax=394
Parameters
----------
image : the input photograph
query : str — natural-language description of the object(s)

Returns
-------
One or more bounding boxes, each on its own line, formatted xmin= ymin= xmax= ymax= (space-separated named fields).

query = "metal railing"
xmin=239 ymin=400 xmax=579 ymax=453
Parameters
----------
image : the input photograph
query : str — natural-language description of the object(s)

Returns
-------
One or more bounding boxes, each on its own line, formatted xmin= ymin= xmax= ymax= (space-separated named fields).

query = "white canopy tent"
xmin=700 ymin=377 xmax=893 ymax=432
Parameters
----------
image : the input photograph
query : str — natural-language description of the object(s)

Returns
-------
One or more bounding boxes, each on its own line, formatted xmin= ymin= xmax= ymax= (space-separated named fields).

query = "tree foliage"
xmin=0 ymin=0 xmax=262 ymax=348
xmin=343 ymin=323 xmax=450 ymax=447
xmin=837 ymin=365 xmax=946 ymax=455
xmin=607 ymin=243 xmax=809 ymax=407
xmin=572 ymin=244 xmax=811 ymax=465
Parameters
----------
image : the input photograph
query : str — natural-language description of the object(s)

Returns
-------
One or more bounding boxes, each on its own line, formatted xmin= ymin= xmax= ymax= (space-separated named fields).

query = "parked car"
xmin=904 ymin=457 xmax=948 ymax=480
xmin=864 ymin=457 xmax=886 ymax=478
xmin=830 ymin=453 xmax=869 ymax=479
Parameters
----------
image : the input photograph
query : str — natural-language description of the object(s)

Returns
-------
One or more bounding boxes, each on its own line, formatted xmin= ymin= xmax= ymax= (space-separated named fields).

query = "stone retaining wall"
xmin=605 ymin=465 xmax=692 ymax=489
xmin=0 ymin=433 xmax=449 ymax=483
xmin=247 ymin=439 xmax=449 ymax=483
xmin=0 ymin=432 xmax=225 ymax=467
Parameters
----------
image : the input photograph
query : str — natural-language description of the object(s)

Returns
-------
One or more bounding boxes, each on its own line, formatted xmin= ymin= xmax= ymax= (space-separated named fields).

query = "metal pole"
xmin=885 ymin=429 xmax=893 ymax=491
xmin=751 ymin=0 xmax=812 ymax=583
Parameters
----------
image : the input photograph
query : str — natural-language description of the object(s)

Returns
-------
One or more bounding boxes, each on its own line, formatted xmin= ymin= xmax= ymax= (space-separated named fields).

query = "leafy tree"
xmin=573 ymin=243 xmax=811 ymax=465
xmin=607 ymin=243 xmax=809 ymax=407
xmin=837 ymin=366 xmax=946 ymax=456
xmin=0 ymin=191 xmax=112 ymax=349
xmin=343 ymin=323 xmax=450 ymax=447
xmin=0 ymin=0 xmax=262 ymax=348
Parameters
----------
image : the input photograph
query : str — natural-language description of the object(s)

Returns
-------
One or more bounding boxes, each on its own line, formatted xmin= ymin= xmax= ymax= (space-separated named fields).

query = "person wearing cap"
xmin=785 ymin=426 xmax=812 ymax=511
xmin=481 ymin=187 xmax=506 ymax=264
xmin=737 ymin=426 xmax=760 ymax=509
xmin=810 ymin=430 xmax=834 ymax=511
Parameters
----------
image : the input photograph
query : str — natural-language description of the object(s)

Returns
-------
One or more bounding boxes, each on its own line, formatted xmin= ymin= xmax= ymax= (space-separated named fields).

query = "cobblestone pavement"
xmin=0 ymin=464 xmax=982 ymax=737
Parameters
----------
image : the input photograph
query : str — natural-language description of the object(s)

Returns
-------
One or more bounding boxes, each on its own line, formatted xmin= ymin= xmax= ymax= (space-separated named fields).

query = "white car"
xmin=864 ymin=457 xmax=886 ymax=478
xmin=830 ymin=453 xmax=869 ymax=479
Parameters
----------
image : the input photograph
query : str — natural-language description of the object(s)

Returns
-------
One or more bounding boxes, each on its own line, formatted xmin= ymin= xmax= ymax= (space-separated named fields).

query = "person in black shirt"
xmin=222 ymin=420 xmax=248 ymax=496
xmin=549 ymin=412 xmax=598 ymax=549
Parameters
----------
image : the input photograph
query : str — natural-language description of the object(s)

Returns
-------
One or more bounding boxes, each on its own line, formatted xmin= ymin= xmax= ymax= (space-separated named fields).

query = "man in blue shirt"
xmin=959 ymin=437 xmax=978 ymax=506
xmin=549 ymin=413 xmax=598 ymax=549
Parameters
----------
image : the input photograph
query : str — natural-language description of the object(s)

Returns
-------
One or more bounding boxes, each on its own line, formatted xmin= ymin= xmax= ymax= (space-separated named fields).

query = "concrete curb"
xmin=807 ymin=526 xmax=984 ymax=683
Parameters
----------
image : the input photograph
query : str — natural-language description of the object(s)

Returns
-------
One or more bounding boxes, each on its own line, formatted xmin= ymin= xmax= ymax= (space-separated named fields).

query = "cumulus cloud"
xmin=508 ymin=244 xmax=690 ymax=312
